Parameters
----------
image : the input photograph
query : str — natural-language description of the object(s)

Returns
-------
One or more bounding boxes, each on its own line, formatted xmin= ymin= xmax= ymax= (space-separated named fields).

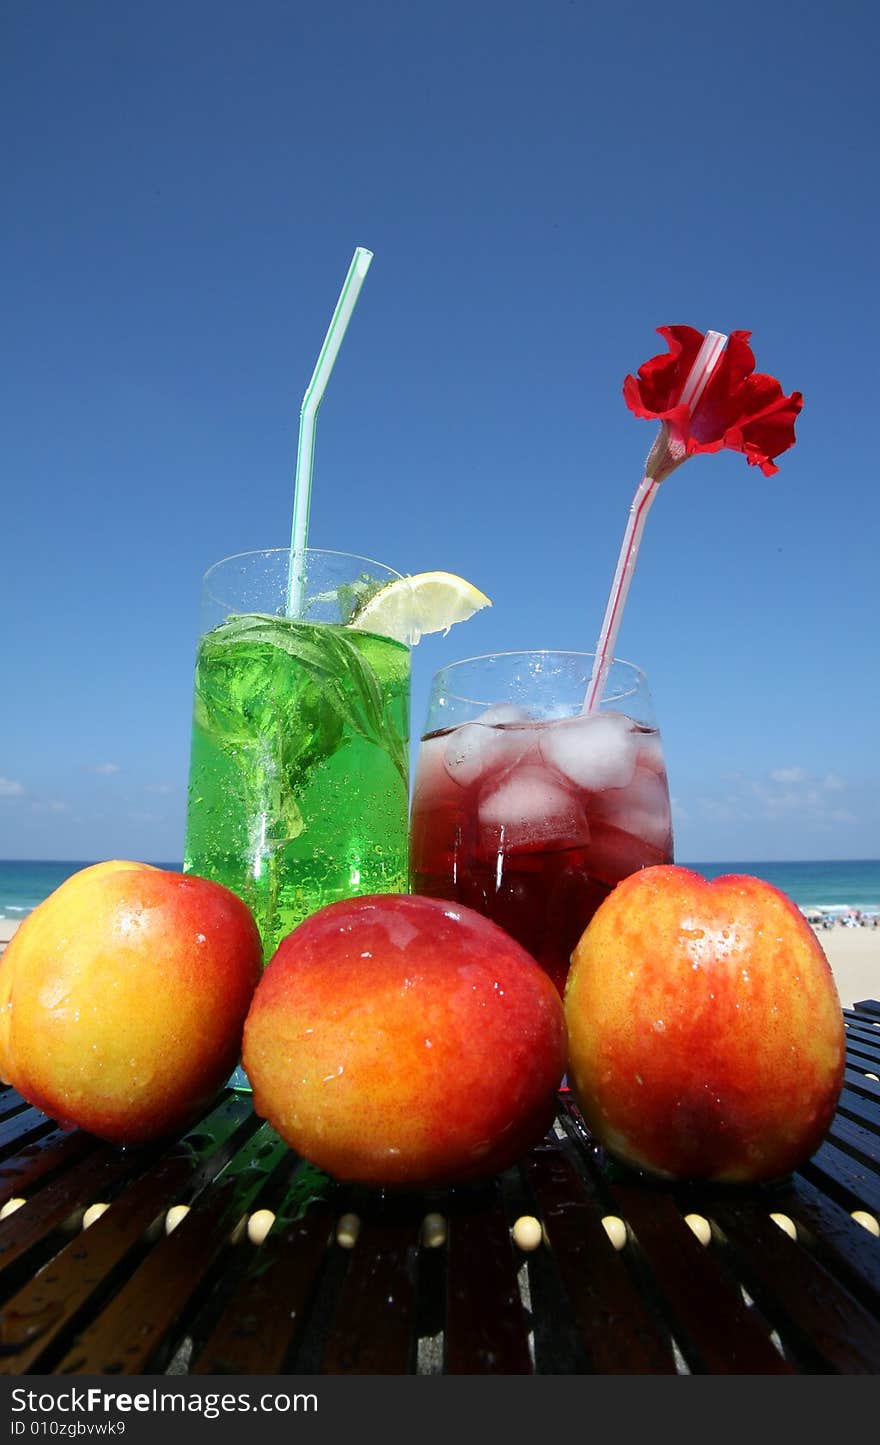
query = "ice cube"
xmin=443 ymin=720 xmax=537 ymax=787
xmin=478 ymin=766 xmax=589 ymax=852
xmin=591 ymin=764 xmax=672 ymax=852
xmin=539 ymin=712 xmax=638 ymax=792
xmin=474 ymin=703 xmax=533 ymax=726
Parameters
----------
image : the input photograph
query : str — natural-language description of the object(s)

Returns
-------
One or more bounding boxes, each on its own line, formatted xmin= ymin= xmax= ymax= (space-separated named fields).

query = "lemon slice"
xmin=349 ymin=571 xmax=492 ymax=645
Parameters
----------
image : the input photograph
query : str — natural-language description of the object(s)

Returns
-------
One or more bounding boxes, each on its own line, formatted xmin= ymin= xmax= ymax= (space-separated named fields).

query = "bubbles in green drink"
xmin=184 ymin=613 xmax=410 ymax=958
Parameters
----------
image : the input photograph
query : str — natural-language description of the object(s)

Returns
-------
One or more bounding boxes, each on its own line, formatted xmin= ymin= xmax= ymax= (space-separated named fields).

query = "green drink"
xmin=183 ymin=550 xmax=411 ymax=961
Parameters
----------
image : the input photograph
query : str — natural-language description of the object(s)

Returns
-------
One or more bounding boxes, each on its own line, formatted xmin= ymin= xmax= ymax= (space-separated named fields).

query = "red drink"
xmin=409 ymin=707 xmax=673 ymax=995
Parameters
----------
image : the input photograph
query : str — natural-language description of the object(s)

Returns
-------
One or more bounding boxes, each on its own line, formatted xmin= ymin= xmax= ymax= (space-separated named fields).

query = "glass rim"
xmin=201 ymin=546 xmax=405 ymax=611
xmin=430 ymin=648 xmax=648 ymax=708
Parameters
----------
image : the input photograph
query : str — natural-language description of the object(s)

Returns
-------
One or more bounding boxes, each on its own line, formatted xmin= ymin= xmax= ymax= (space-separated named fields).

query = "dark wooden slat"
xmin=0 ymin=1144 xmax=156 ymax=1280
xmin=0 ymin=1108 xmax=55 ymax=1154
xmin=838 ymin=1023 xmax=878 ymax=1046
xmin=843 ymin=1041 xmax=880 ymax=1071
xmin=843 ymin=1065 xmax=880 ymax=1094
xmin=609 ymin=1180 xmax=793 ymax=1374
xmin=783 ymin=1173 xmax=880 ymax=1314
xmin=843 ymin=1021 xmax=880 ymax=1049
xmin=191 ymin=1197 xmax=335 ymax=1375
xmin=54 ymin=1124 xmax=287 ymax=1375
xmin=0 ymin=1128 xmax=99 ymax=1211
xmin=445 ymin=1180 xmax=533 ymax=1375
xmin=0 ymin=1154 xmax=197 ymax=1375
xmin=838 ymin=1081 xmax=880 ymax=1127
xmin=838 ymin=1057 xmax=878 ymax=1080
xmin=524 ymin=1145 xmax=677 ymax=1374
xmin=710 ymin=1198 xmax=880 ymax=1373
xmin=0 ymin=1095 xmax=257 ymax=1374
xmin=805 ymin=1138 xmax=880 ymax=1217
xmin=843 ymin=1048 xmax=880 ymax=1074
xmin=827 ymin=1113 xmax=880 ymax=1170
xmin=0 ymin=1094 xmax=36 ymax=1125
xmin=321 ymin=1200 xmax=420 ymax=1374
xmin=853 ymin=1001 xmax=880 ymax=1021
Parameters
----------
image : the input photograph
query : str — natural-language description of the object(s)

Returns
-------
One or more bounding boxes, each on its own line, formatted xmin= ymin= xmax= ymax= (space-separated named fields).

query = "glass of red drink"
xmin=408 ymin=651 xmax=673 ymax=996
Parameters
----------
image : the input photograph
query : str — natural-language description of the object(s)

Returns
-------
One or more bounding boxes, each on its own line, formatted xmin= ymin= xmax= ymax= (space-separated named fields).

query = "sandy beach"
xmin=1 ymin=913 xmax=877 ymax=1009
xmin=808 ymin=924 xmax=880 ymax=1009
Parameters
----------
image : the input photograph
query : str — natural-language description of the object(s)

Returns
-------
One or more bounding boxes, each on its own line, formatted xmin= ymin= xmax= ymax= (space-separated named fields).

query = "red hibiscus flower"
xmin=623 ymin=325 xmax=803 ymax=482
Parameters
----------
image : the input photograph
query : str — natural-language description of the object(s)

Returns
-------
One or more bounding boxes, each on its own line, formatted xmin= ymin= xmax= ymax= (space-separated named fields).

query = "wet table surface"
xmin=0 ymin=1000 xmax=879 ymax=1376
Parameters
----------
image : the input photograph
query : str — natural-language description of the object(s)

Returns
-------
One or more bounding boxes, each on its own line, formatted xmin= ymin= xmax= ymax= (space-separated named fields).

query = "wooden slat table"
xmin=0 ymin=1001 xmax=878 ymax=1376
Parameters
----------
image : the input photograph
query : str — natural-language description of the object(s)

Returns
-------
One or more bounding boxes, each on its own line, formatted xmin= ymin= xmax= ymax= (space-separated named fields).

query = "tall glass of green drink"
xmin=183 ymin=548 xmax=411 ymax=972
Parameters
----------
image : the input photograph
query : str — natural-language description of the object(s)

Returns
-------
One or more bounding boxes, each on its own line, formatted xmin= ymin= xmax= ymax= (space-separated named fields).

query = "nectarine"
xmin=0 ymin=860 xmax=262 ymax=1143
xmin=564 ymin=865 xmax=845 ymax=1183
xmin=242 ymin=893 xmax=567 ymax=1186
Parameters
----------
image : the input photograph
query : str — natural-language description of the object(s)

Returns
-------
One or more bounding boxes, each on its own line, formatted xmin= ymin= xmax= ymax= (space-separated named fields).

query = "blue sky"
xmin=2 ymin=0 xmax=878 ymax=864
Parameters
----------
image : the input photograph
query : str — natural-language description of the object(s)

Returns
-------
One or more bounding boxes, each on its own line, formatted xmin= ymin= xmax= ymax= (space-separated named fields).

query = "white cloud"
xmin=691 ymin=767 xmax=859 ymax=830
xmin=822 ymin=773 xmax=846 ymax=792
xmin=0 ymin=777 xmax=25 ymax=798
xmin=86 ymin=762 xmax=121 ymax=775
xmin=769 ymin=767 xmax=807 ymax=784
xmin=693 ymin=793 xmax=748 ymax=824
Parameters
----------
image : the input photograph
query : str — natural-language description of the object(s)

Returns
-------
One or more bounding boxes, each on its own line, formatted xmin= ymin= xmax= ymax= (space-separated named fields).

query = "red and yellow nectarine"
xmin=0 ymin=860 xmax=262 ymax=1144
xmin=242 ymin=893 xmax=567 ymax=1187
xmin=564 ymin=865 xmax=845 ymax=1183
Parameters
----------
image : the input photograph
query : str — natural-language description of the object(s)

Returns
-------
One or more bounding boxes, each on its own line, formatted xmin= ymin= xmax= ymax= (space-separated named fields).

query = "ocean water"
xmin=679 ymin=859 xmax=880 ymax=911
xmin=0 ymin=860 xmax=183 ymax=921
xmin=0 ymin=856 xmax=878 ymax=921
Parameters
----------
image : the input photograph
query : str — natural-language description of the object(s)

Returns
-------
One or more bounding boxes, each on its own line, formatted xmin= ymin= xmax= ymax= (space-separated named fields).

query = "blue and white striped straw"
xmin=286 ymin=246 xmax=374 ymax=615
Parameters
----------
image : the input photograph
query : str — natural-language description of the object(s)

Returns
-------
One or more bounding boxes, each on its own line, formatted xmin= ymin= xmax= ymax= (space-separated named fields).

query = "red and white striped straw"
xmin=582 ymin=330 xmax=727 ymax=714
